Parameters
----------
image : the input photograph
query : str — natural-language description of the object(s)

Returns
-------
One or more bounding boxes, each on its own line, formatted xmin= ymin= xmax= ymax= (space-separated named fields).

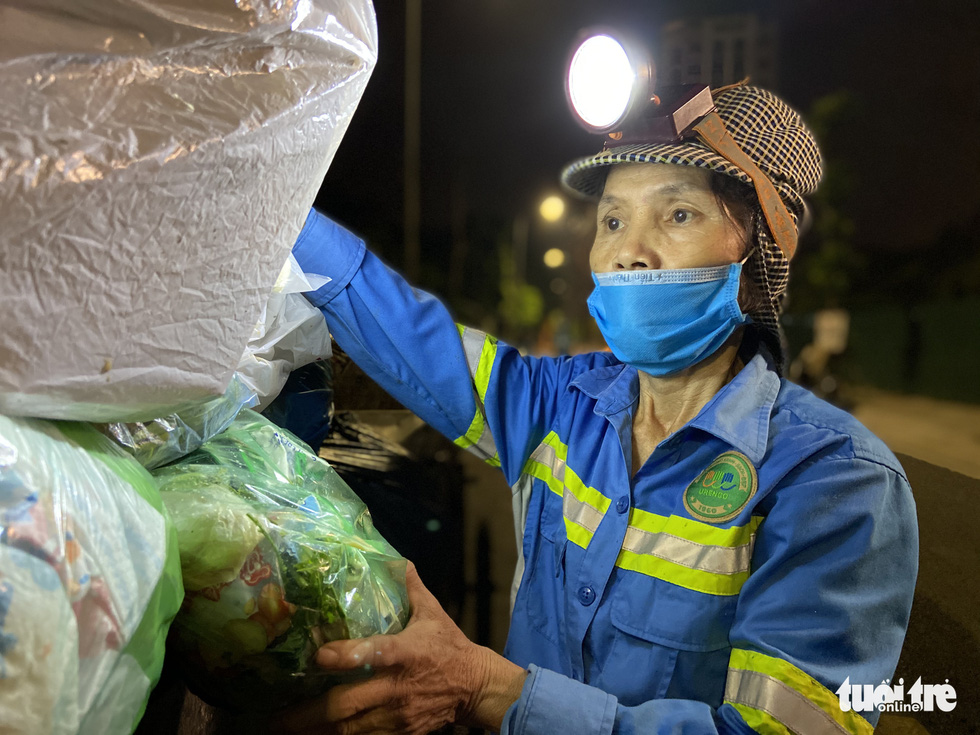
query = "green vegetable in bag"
xmin=153 ymin=410 xmax=409 ymax=711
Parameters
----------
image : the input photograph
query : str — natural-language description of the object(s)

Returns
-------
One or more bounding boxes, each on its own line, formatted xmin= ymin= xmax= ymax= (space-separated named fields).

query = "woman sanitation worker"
xmin=281 ymin=82 xmax=917 ymax=735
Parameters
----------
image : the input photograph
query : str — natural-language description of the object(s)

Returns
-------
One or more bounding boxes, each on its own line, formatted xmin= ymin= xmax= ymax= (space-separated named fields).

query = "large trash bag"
xmin=0 ymin=0 xmax=377 ymax=422
xmin=152 ymin=410 xmax=409 ymax=711
xmin=0 ymin=416 xmax=184 ymax=735
xmin=101 ymin=255 xmax=332 ymax=471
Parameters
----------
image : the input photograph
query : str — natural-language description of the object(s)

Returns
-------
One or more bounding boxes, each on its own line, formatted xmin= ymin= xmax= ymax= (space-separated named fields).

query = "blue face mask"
xmin=586 ymin=260 xmax=749 ymax=376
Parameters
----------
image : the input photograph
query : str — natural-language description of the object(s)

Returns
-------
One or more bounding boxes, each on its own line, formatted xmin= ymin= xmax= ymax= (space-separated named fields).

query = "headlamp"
xmin=565 ymin=33 xmax=646 ymax=133
xmin=564 ymin=29 xmax=714 ymax=145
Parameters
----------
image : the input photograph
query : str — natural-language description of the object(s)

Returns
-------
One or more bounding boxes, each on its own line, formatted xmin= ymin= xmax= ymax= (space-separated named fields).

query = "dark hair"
xmin=709 ymin=173 xmax=755 ymax=242
xmin=709 ymin=173 xmax=769 ymax=317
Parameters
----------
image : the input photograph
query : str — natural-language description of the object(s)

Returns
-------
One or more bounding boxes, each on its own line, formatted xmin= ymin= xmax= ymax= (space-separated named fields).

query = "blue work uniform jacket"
xmin=292 ymin=210 xmax=918 ymax=735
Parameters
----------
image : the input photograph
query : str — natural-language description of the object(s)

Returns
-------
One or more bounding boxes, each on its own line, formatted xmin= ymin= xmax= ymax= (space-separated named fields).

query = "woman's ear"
xmin=737 ymin=249 xmax=768 ymax=318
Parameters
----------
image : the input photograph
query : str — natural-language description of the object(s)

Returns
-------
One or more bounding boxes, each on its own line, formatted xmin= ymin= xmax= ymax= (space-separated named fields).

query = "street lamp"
xmin=543 ymin=248 xmax=566 ymax=268
xmin=539 ymin=196 xmax=566 ymax=223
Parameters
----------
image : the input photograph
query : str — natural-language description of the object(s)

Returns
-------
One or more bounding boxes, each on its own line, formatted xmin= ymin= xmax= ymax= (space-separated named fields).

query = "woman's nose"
xmin=613 ymin=233 xmax=661 ymax=270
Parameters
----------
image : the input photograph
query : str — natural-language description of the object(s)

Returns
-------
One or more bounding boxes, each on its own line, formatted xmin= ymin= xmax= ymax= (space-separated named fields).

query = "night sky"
xmin=314 ymin=0 xmax=980 ymax=300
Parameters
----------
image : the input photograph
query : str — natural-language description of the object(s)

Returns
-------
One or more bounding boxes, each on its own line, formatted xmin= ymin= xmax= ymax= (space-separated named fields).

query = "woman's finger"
xmin=279 ymin=674 xmax=397 ymax=731
xmin=291 ymin=706 xmax=400 ymax=735
xmin=316 ymin=631 xmax=406 ymax=671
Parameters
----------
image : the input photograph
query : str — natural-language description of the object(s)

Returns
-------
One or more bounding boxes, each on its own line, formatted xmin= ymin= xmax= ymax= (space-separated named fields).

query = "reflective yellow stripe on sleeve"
xmin=725 ymin=649 xmax=874 ymax=735
xmin=453 ymin=325 xmax=501 ymax=466
xmin=472 ymin=330 xmax=497 ymax=403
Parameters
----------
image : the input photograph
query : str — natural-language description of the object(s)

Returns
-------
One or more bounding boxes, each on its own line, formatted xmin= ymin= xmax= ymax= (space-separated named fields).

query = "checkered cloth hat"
xmin=561 ymin=84 xmax=822 ymax=367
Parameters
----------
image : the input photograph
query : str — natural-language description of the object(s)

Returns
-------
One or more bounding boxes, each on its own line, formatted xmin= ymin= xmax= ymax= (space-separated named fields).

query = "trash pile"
xmin=0 ymin=2 xmax=403 ymax=732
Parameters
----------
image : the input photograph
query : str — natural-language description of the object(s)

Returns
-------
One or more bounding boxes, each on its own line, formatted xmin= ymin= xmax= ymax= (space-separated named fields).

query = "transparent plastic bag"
xmin=0 ymin=416 xmax=184 ymax=735
xmin=101 ymin=374 xmax=258 ymax=471
xmin=152 ymin=410 xmax=409 ymax=711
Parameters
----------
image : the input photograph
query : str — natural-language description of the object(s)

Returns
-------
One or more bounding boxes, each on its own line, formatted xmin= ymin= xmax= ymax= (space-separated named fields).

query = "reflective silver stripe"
xmin=726 ymin=668 xmax=851 ymax=735
xmin=459 ymin=326 xmax=485 ymax=377
xmin=565 ymin=491 xmax=603 ymax=534
xmin=532 ymin=441 xmax=565 ymax=481
xmin=456 ymin=326 xmax=499 ymax=463
xmin=510 ymin=473 xmax=534 ymax=612
xmin=621 ymin=526 xmax=754 ymax=576
xmin=469 ymin=417 xmax=499 ymax=462
xmin=530 ymin=441 xmax=603 ymax=534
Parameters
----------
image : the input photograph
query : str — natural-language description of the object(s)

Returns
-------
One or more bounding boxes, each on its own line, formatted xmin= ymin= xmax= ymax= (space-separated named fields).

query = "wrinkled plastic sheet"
xmin=102 ymin=255 xmax=332 ymax=470
xmin=0 ymin=0 xmax=376 ymax=422
xmin=0 ymin=416 xmax=183 ymax=735
xmin=153 ymin=409 xmax=409 ymax=711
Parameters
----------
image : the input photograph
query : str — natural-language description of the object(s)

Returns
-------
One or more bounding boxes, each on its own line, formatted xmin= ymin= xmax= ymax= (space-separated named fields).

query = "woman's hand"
xmin=280 ymin=562 xmax=527 ymax=734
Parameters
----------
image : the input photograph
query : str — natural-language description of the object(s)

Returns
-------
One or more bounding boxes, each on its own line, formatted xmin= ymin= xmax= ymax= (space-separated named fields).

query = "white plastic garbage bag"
xmin=0 ymin=0 xmax=377 ymax=422
xmin=0 ymin=416 xmax=184 ymax=734
xmin=101 ymin=255 xmax=332 ymax=469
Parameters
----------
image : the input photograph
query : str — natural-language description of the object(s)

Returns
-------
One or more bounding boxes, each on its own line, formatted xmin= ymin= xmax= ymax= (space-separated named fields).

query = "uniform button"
xmin=616 ymin=495 xmax=629 ymax=514
xmin=577 ymin=585 xmax=596 ymax=606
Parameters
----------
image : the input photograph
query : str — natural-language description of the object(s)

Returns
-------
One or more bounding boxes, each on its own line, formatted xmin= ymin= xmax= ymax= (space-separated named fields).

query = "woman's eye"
xmin=604 ymin=217 xmax=623 ymax=231
xmin=672 ymin=209 xmax=692 ymax=224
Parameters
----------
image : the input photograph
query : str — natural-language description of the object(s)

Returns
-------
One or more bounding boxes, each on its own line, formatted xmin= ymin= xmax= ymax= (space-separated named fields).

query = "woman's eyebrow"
xmin=601 ymin=181 xmax=705 ymax=206
xmin=657 ymin=182 xmax=702 ymax=196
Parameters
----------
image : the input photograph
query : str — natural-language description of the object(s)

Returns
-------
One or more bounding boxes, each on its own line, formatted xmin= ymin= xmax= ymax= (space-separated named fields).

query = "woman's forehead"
xmin=603 ymin=162 xmax=713 ymax=196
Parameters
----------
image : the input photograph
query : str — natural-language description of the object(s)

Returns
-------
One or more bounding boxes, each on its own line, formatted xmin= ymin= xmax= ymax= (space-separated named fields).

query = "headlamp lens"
xmin=567 ymin=34 xmax=635 ymax=130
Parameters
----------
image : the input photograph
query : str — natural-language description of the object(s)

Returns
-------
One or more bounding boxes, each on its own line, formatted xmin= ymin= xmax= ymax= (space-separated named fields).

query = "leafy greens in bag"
xmin=152 ymin=410 xmax=409 ymax=710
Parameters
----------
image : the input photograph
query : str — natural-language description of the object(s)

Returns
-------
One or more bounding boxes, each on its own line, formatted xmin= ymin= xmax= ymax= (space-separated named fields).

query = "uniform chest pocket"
xmin=594 ymin=574 xmax=737 ymax=706
xmin=611 ymin=576 xmax=737 ymax=652
xmin=518 ymin=480 xmax=568 ymax=646
xmin=520 ymin=532 xmax=568 ymax=646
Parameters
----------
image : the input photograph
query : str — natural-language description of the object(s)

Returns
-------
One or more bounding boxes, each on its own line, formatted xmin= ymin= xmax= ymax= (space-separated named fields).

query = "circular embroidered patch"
xmin=683 ymin=451 xmax=758 ymax=523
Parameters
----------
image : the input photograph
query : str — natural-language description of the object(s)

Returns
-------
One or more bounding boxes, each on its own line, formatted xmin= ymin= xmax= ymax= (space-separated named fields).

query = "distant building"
xmin=659 ymin=14 xmax=778 ymax=90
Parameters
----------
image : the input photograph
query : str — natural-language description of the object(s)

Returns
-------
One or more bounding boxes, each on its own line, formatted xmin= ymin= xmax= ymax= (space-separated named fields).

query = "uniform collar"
xmin=570 ymin=349 xmax=780 ymax=465
xmin=687 ymin=349 xmax=780 ymax=464
xmin=569 ymin=362 xmax=636 ymax=414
